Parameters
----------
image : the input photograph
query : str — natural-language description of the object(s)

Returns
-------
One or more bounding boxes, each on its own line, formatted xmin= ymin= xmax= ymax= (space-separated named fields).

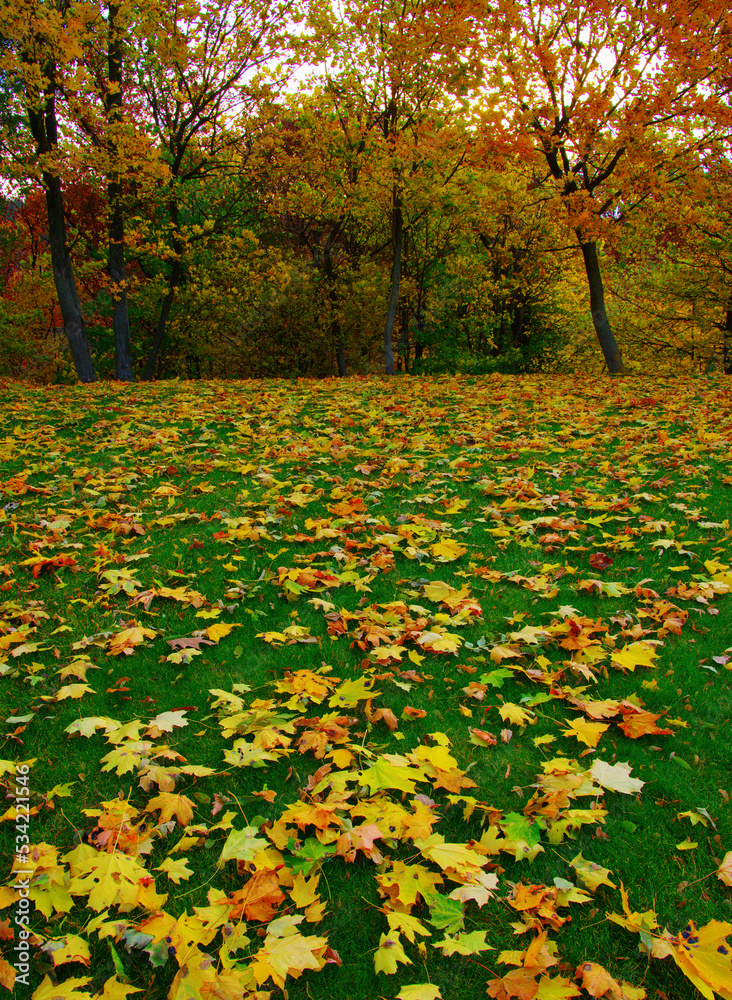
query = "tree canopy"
xmin=1 ymin=0 xmax=731 ymax=379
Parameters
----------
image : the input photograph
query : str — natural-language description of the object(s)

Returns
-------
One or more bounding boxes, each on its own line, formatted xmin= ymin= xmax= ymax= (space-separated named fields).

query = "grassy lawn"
xmin=1 ymin=373 xmax=731 ymax=1000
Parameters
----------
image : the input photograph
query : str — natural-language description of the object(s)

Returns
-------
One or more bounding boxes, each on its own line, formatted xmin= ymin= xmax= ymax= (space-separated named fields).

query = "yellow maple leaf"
xmin=206 ymin=622 xmax=239 ymax=643
xmin=67 ymin=850 xmax=155 ymax=912
xmin=397 ymin=985 xmax=443 ymax=1000
xmin=419 ymin=835 xmax=487 ymax=876
xmin=430 ymin=538 xmax=467 ymax=562
xmin=535 ymin=975 xmax=583 ymax=999
xmin=387 ymin=911 xmax=431 ymax=944
xmin=55 ymin=683 xmax=97 ymax=701
xmin=107 ymin=626 xmax=156 ymax=656
xmin=374 ymin=932 xmax=413 ymax=975
xmin=666 ymin=919 xmax=732 ymax=1000
xmin=41 ymin=934 xmax=91 ymax=968
xmin=570 ymin=853 xmax=616 ymax=892
xmin=155 ymin=857 xmax=194 ymax=884
xmin=31 ymin=976 xmax=92 ymax=1000
xmin=499 ymin=703 xmax=535 ymax=727
xmin=250 ymin=925 xmax=328 ymax=988
xmin=65 ymin=717 xmax=116 ymax=738
xmin=100 ymin=743 xmax=146 ymax=776
xmin=97 ymin=976 xmax=144 ymax=1000
xmin=611 ymin=642 xmax=659 ymax=672
xmin=145 ymin=792 xmax=195 ymax=826
xmin=290 ymin=873 xmax=321 ymax=909
xmin=562 ymin=717 xmax=609 ymax=748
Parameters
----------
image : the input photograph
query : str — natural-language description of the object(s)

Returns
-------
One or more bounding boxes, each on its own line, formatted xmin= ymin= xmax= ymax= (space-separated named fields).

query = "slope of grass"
xmin=0 ymin=374 xmax=731 ymax=1000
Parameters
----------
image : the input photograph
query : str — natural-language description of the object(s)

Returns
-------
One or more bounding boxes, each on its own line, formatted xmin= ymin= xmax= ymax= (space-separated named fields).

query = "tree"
xmin=307 ymin=0 xmax=483 ymax=374
xmin=475 ymin=0 xmax=730 ymax=374
xmin=1 ymin=0 xmax=99 ymax=381
xmin=128 ymin=0 xmax=299 ymax=380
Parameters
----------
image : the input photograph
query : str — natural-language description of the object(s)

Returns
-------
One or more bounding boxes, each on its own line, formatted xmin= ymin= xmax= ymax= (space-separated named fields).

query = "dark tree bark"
xmin=724 ymin=298 xmax=732 ymax=375
xmin=143 ymin=255 xmax=181 ymax=380
xmin=323 ymin=231 xmax=346 ymax=376
xmin=26 ymin=69 xmax=97 ymax=382
xmin=105 ymin=3 xmax=133 ymax=381
xmin=143 ymin=191 xmax=183 ymax=380
xmin=578 ymin=236 xmax=627 ymax=375
xmin=383 ymin=194 xmax=402 ymax=376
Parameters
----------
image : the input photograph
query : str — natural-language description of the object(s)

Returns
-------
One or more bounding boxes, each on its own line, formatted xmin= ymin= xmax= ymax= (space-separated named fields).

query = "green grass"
xmin=0 ymin=373 xmax=731 ymax=1000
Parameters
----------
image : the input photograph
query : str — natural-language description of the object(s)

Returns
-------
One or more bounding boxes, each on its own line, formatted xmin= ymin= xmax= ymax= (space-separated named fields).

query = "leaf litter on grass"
xmin=0 ymin=375 xmax=731 ymax=999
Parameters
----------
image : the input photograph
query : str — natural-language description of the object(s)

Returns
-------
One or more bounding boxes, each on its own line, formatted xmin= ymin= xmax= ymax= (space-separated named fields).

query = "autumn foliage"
xmin=1 ymin=0 xmax=732 ymax=379
xmin=0 ymin=375 xmax=731 ymax=998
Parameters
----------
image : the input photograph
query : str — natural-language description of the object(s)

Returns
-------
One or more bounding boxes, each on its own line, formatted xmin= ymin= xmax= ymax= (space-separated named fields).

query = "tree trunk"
xmin=143 ymin=195 xmax=182 ymax=380
xmin=109 ymin=206 xmax=133 ymax=381
xmin=335 ymin=333 xmax=347 ymax=377
xmin=383 ymin=196 xmax=402 ymax=376
xmin=26 ymin=76 xmax=97 ymax=383
xmin=323 ymin=234 xmax=346 ymax=376
xmin=143 ymin=257 xmax=181 ymax=380
xmin=106 ymin=2 xmax=133 ymax=381
xmin=578 ymin=236 xmax=627 ymax=375
xmin=724 ymin=297 xmax=732 ymax=375
xmin=414 ymin=296 xmax=425 ymax=360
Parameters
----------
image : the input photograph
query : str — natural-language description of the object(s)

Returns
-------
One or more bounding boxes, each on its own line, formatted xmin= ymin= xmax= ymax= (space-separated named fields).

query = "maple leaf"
xmin=534 ymin=976 xmax=582 ymax=999
xmin=611 ymin=642 xmax=660 ymax=672
xmin=570 ymin=854 xmax=616 ymax=893
xmin=290 ymin=872 xmax=322 ymax=909
xmin=145 ymin=711 xmax=189 ymax=738
xmin=155 ymin=857 xmax=194 ymax=884
xmin=434 ymin=929 xmax=491 ymax=955
xmin=500 ymin=703 xmax=535 ymax=727
xmin=66 ymin=846 xmax=162 ymax=912
xmin=31 ymin=977 xmax=93 ymax=1000
xmin=250 ymin=920 xmax=328 ymax=989
xmin=386 ymin=910 xmax=431 ymax=944
xmin=397 ymin=986 xmax=443 ymax=1000
xmin=357 ymin=758 xmax=426 ymax=795
xmin=574 ymin=962 xmax=624 ymax=998
xmin=718 ymin=852 xmax=732 ymax=887
xmin=96 ymin=977 xmax=143 ymax=1000
xmin=54 ymin=683 xmax=97 ymax=701
xmin=376 ymin=861 xmax=444 ymax=910
xmin=205 ymin=621 xmax=239 ymax=642
xmin=374 ymin=932 xmax=413 ymax=974
xmin=40 ymin=934 xmax=91 ymax=967
xmin=589 ymin=759 xmax=644 ymax=794
xmin=617 ymin=710 xmax=673 ymax=739
xmin=230 ymin=869 xmax=285 ymax=921
xmin=217 ymin=826 xmax=270 ymax=867
xmin=487 ymin=967 xmax=540 ymax=999
xmin=664 ymin=919 xmax=732 ymax=1000
xmin=562 ymin=717 xmax=610 ymax=748
xmin=431 ymin=538 xmax=467 ymax=562
xmin=328 ymin=676 xmax=380 ymax=707
xmin=145 ymin=793 xmax=195 ymax=826
xmin=0 ymin=958 xmax=14 ymax=991
xmin=419 ymin=834 xmax=487 ymax=876
xmin=107 ymin=626 xmax=156 ymax=656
